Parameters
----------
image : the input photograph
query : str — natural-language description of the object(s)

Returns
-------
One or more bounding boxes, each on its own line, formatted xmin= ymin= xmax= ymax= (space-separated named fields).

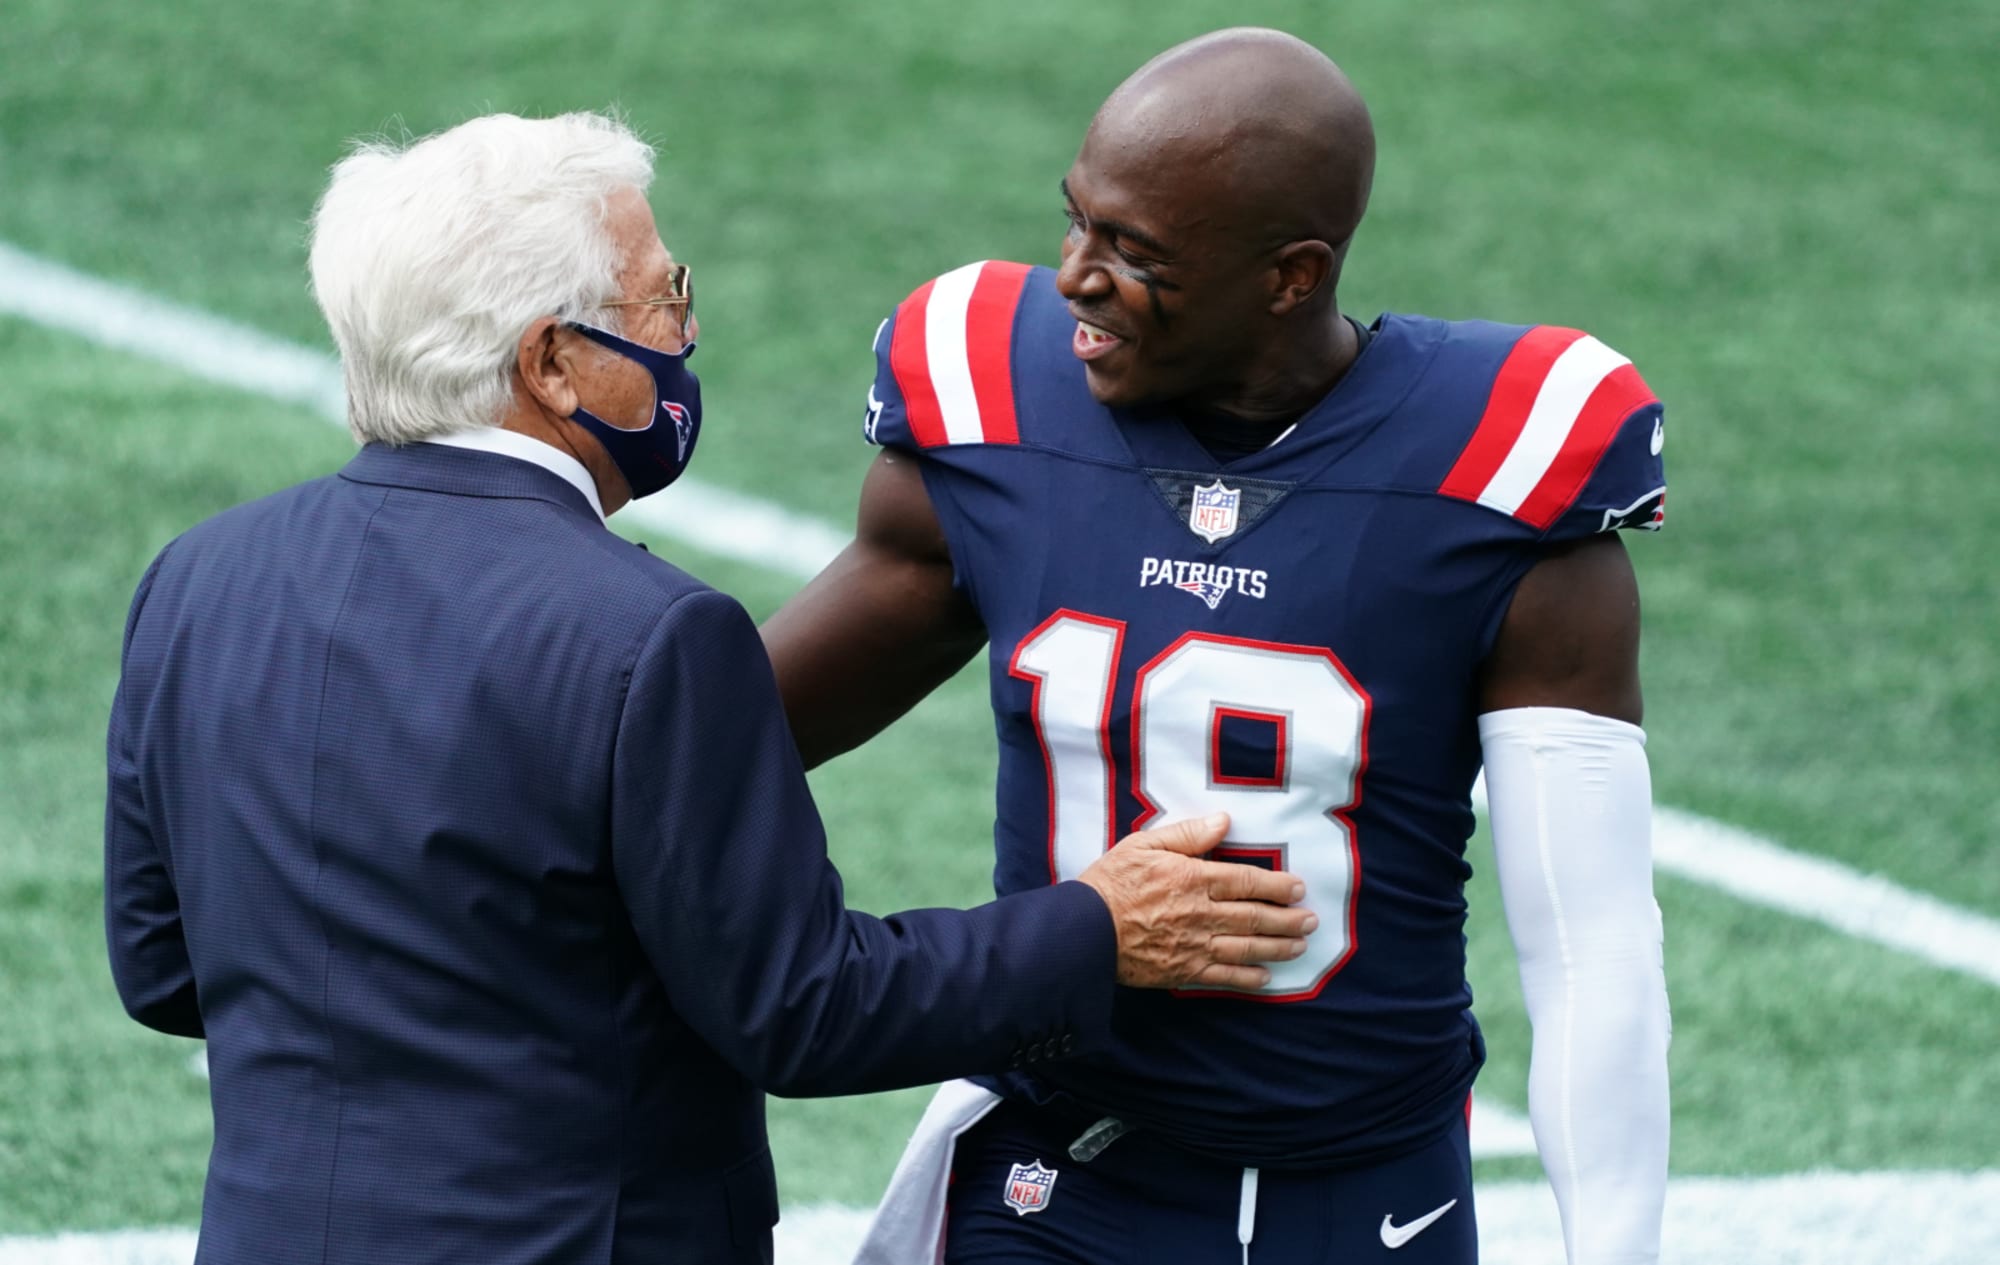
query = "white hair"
xmin=308 ymin=111 xmax=655 ymax=445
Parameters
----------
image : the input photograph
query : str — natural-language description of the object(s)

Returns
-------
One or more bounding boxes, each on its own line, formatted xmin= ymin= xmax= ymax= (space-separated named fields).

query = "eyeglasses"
xmin=601 ymin=263 xmax=694 ymax=327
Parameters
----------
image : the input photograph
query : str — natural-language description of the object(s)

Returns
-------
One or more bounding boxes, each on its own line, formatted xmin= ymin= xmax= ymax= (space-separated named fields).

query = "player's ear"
xmin=1268 ymin=239 xmax=1337 ymax=316
xmin=516 ymin=316 xmax=581 ymax=417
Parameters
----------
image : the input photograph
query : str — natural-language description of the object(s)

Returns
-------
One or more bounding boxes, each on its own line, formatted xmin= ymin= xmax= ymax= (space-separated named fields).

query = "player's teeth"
xmin=1079 ymin=322 xmax=1117 ymax=343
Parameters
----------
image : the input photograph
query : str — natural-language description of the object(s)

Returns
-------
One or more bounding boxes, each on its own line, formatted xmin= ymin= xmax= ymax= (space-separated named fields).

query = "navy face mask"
xmin=563 ymin=321 xmax=702 ymax=500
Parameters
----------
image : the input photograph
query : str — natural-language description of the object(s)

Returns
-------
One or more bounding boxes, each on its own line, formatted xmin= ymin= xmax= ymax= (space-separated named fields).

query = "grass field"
xmin=2 ymin=0 xmax=1996 ymax=1257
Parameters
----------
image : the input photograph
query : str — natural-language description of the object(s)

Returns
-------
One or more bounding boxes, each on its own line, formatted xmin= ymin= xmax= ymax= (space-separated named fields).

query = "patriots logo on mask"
xmin=663 ymin=400 xmax=694 ymax=461
xmin=1003 ymin=1160 xmax=1057 ymax=1216
xmin=1189 ymin=479 xmax=1241 ymax=542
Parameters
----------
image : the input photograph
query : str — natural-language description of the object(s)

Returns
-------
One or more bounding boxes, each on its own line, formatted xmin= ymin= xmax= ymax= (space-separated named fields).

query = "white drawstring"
xmin=1237 ymin=1167 xmax=1259 ymax=1265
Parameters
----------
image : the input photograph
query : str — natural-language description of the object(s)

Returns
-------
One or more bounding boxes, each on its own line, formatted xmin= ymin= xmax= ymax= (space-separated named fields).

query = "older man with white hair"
xmin=104 ymin=111 xmax=1315 ymax=1265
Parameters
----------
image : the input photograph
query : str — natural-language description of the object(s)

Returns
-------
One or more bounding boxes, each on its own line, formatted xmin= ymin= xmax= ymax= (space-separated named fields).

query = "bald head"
xmin=1055 ymin=31 xmax=1378 ymax=416
xmin=1086 ymin=28 xmax=1374 ymax=249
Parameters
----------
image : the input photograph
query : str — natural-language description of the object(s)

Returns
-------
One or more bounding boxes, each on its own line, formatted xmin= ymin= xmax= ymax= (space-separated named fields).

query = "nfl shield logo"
xmin=1189 ymin=479 xmax=1241 ymax=543
xmin=1003 ymin=1160 xmax=1058 ymax=1216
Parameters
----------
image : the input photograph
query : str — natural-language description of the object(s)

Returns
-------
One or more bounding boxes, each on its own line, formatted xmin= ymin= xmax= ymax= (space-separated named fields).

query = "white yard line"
xmin=0 ymin=243 xmax=347 ymax=419
xmin=6 ymin=238 xmax=1998 ymax=981
xmin=10 ymin=1171 xmax=1999 ymax=1265
xmin=1469 ymin=776 xmax=2000 ymax=992
xmin=1470 ymin=1096 xmax=1539 ymax=1159
xmin=0 ymin=242 xmax=848 ymax=579
xmin=1650 ymin=807 xmax=2000 ymax=990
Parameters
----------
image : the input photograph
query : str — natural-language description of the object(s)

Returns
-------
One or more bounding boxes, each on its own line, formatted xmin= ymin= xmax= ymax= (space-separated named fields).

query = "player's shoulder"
xmin=864 ymin=260 xmax=1085 ymax=453
xmin=1382 ymin=314 xmax=1668 ymax=539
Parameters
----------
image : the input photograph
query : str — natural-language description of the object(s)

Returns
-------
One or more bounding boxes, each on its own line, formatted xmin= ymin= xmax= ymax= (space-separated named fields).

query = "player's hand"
xmin=1075 ymin=813 xmax=1317 ymax=991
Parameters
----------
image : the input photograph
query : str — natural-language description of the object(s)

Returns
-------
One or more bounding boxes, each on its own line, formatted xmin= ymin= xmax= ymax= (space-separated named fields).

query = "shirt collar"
xmin=423 ymin=428 xmax=606 ymax=522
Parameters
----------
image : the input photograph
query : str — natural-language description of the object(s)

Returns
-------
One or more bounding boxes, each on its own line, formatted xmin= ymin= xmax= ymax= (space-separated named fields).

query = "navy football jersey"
xmin=863 ymin=260 xmax=1666 ymax=1168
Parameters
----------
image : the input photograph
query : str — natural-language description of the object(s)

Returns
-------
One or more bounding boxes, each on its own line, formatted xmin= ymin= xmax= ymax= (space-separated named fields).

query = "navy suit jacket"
xmin=106 ymin=442 xmax=1114 ymax=1265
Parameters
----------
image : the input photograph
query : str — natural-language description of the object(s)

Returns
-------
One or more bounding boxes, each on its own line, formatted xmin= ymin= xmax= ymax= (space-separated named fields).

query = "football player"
xmin=763 ymin=28 xmax=1671 ymax=1265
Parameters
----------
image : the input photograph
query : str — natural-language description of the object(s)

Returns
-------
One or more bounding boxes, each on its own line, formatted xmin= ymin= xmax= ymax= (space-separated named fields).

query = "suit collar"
xmin=339 ymin=442 xmax=602 ymax=524
xmin=424 ymin=428 xmax=606 ymax=520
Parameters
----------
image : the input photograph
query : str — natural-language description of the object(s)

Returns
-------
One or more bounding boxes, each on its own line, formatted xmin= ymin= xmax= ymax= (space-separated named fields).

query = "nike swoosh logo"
xmin=1379 ymin=1198 xmax=1458 ymax=1249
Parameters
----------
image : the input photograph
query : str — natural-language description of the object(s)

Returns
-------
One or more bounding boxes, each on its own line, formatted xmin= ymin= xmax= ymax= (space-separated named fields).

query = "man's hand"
xmin=1076 ymin=813 xmax=1316 ymax=991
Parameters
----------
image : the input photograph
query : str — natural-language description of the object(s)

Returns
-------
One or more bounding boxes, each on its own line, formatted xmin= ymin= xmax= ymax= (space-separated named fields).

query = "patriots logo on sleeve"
xmin=1601 ymin=486 xmax=1667 ymax=532
xmin=864 ymin=384 xmax=885 ymax=444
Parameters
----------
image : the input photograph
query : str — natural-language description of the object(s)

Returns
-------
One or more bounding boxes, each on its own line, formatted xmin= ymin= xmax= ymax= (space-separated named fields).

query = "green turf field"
xmin=2 ymin=0 xmax=1996 ymax=1248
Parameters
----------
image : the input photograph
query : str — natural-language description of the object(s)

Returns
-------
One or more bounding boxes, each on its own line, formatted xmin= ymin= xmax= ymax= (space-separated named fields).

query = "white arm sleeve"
xmin=1480 ymin=706 xmax=1670 ymax=1265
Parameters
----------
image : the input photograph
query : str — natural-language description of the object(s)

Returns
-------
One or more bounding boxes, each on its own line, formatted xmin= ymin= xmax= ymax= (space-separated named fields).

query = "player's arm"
xmin=1478 ymin=533 xmax=1670 ymax=1265
xmin=761 ymin=447 xmax=986 ymax=770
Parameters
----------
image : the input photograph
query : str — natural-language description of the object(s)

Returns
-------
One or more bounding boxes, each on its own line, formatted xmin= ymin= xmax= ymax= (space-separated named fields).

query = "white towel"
xmin=849 ymin=1079 xmax=1005 ymax=1265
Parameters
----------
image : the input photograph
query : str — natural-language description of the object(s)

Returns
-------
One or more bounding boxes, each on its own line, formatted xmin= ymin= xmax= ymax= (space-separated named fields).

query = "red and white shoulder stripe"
xmin=887 ymin=260 xmax=1034 ymax=448
xmin=1438 ymin=325 xmax=1659 ymax=530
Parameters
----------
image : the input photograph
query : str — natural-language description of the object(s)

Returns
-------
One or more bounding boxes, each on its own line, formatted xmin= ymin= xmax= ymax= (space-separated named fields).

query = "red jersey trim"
xmin=1438 ymin=325 xmax=1586 ymax=502
xmin=1514 ymin=363 xmax=1658 ymax=530
xmin=1438 ymin=325 xmax=1656 ymax=530
xmin=964 ymin=261 xmax=1031 ymax=445
xmin=886 ymin=261 xmax=1032 ymax=448
xmin=889 ymin=279 xmax=948 ymax=448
